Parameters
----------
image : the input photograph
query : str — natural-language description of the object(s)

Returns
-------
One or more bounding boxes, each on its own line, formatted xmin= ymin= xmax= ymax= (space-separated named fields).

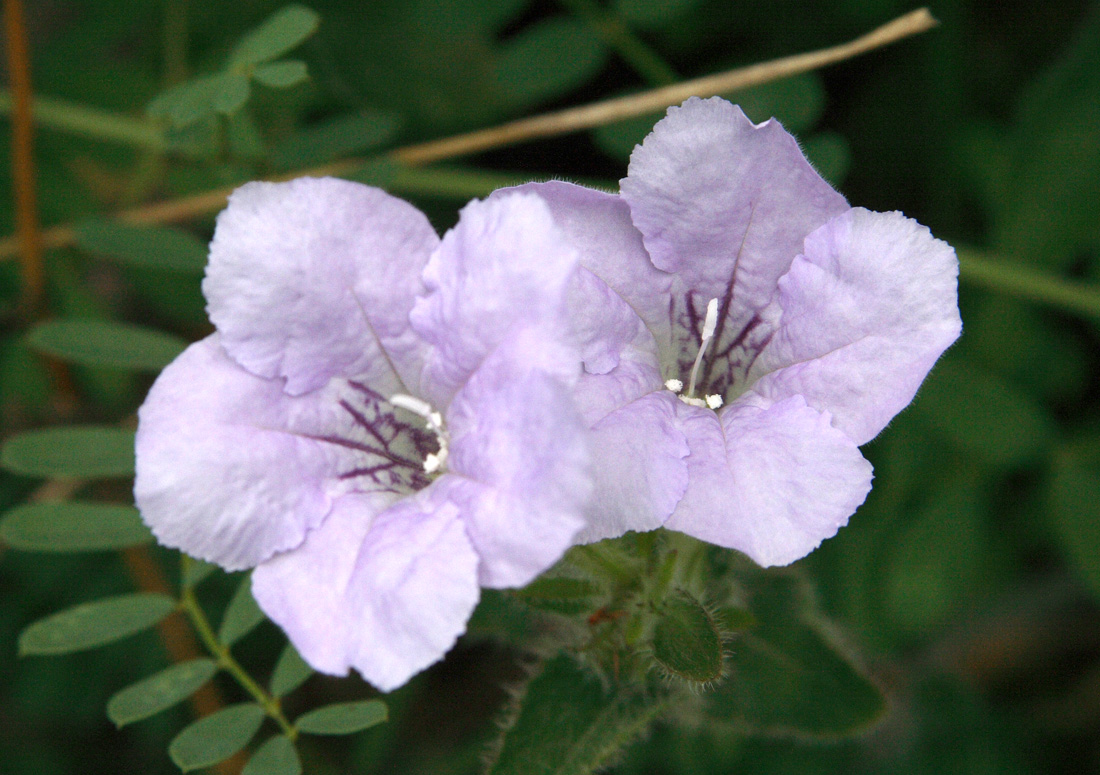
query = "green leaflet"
xmin=1 ymin=426 xmax=136 ymax=478
xmin=27 ymin=318 xmax=186 ymax=371
xmin=169 ymin=703 xmax=266 ymax=772
xmin=73 ymin=220 xmax=208 ymax=273
xmin=218 ymin=574 xmax=266 ymax=647
xmin=242 ymin=735 xmax=302 ymax=775
xmin=19 ymin=593 xmax=176 ymax=656
xmin=0 ymin=502 xmax=151 ymax=552
xmin=270 ymin=643 xmax=314 ymax=697
xmin=107 ymin=659 xmax=219 ymax=727
xmin=295 ymin=700 xmax=388 ymax=735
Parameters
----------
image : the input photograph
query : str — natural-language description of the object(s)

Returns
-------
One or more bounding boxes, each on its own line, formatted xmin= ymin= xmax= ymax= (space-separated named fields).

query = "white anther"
xmin=664 ymin=378 xmax=684 ymax=392
xmin=705 ymin=394 xmax=723 ymax=409
xmin=424 ymin=450 xmax=447 ymax=474
xmin=390 ymin=393 xmax=433 ymax=419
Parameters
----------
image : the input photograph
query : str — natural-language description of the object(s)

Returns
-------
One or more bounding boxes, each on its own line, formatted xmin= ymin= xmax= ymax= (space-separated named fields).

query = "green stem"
xmin=0 ymin=89 xmax=165 ymax=149
xmin=558 ymin=0 xmax=679 ymax=86
xmin=179 ymin=564 xmax=297 ymax=740
xmin=571 ymin=543 xmax=639 ymax=587
xmin=958 ymin=248 xmax=1100 ymax=321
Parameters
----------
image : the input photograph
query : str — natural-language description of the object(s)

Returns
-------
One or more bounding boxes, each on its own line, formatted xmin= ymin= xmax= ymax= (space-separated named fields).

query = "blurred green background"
xmin=2 ymin=0 xmax=1099 ymax=773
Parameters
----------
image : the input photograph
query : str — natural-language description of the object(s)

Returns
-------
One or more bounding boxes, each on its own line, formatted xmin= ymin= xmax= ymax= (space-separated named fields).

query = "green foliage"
xmin=27 ymin=319 xmax=187 ymax=371
xmin=168 ymin=702 xmax=266 ymax=772
xmin=1047 ymin=447 xmax=1100 ymax=600
xmin=73 ymin=220 xmax=207 ymax=273
xmin=106 ymin=659 xmax=219 ymax=727
xmin=227 ymin=6 xmax=321 ymax=69
xmin=270 ymin=643 xmax=314 ymax=697
xmin=649 ymin=591 xmax=725 ymax=686
xmin=494 ymin=18 xmax=608 ymax=109
xmin=515 ymin=576 xmax=603 ymax=615
xmin=18 ymin=593 xmax=176 ymax=656
xmin=486 ymin=655 xmax=666 ymax=775
xmin=268 ymin=110 xmax=402 ymax=170
xmin=218 ymin=574 xmax=266 ymax=647
xmin=1 ymin=426 xmax=136 ymax=478
xmin=242 ymin=736 xmax=302 ymax=775
xmin=253 ymin=61 xmax=310 ymax=89
xmin=0 ymin=502 xmax=151 ymax=552
xmin=707 ymin=563 xmax=887 ymax=739
xmin=148 ymin=74 xmax=252 ymax=129
xmin=295 ymin=700 xmax=388 ymax=735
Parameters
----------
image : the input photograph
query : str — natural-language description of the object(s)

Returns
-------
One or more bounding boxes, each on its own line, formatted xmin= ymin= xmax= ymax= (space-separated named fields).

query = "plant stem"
xmin=958 ymin=248 xmax=1100 ymax=321
xmin=179 ymin=574 xmax=297 ymax=740
xmin=0 ymin=89 xmax=165 ymax=149
xmin=558 ymin=0 xmax=679 ymax=86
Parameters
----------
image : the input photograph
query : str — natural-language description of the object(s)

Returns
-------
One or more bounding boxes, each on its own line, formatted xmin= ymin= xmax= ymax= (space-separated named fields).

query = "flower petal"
xmin=134 ymin=336 xmax=352 ymax=570
xmin=748 ymin=208 xmax=962 ymax=444
xmin=496 ymin=181 xmax=674 ymax=361
xmin=410 ymin=193 xmax=579 ymax=408
xmin=665 ymin=395 xmax=873 ymax=567
xmin=204 ymin=177 xmax=438 ymax=396
xmin=444 ymin=332 xmax=591 ymax=588
xmin=573 ymin=390 xmax=689 ymax=544
xmin=252 ymin=488 xmax=480 ymax=692
xmin=621 ymin=98 xmax=848 ymax=398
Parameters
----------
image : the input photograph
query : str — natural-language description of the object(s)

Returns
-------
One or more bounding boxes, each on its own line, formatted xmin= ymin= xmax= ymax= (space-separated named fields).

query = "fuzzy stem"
xmin=558 ymin=0 xmax=679 ymax=85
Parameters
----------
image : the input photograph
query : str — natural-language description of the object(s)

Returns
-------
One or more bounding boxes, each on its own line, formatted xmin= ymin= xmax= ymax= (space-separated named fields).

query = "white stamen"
xmin=706 ymin=394 xmax=723 ymax=409
xmin=424 ymin=450 xmax=447 ymax=474
xmin=679 ymin=395 xmax=707 ymax=408
xmin=664 ymin=378 xmax=684 ymax=392
xmin=687 ymin=297 xmax=720 ymax=397
xmin=392 ymin=393 xmax=449 ymax=474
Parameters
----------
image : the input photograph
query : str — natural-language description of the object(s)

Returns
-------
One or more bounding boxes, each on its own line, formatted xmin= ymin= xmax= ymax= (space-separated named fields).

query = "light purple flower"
xmin=134 ymin=177 xmax=591 ymax=691
xmin=497 ymin=97 xmax=961 ymax=567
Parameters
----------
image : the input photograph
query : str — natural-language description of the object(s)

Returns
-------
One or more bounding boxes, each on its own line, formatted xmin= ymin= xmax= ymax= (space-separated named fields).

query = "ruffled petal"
xmin=573 ymin=390 xmax=689 ymax=544
xmin=444 ymin=332 xmax=590 ymax=588
xmin=748 ymin=208 xmax=962 ymax=444
xmin=410 ymin=193 xmax=579 ymax=408
xmin=134 ymin=336 xmax=355 ymax=570
xmin=665 ymin=395 xmax=873 ymax=567
xmin=252 ymin=487 xmax=480 ymax=692
xmin=621 ymin=98 xmax=848 ymax=398
xmin=496 ymin=181 xmax=674 ymax=361
xmin=204 ymin=177 xmax=438 ymax=396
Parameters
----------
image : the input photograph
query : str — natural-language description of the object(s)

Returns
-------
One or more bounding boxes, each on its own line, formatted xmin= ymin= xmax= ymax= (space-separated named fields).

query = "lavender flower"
xmin=134 ymin=178 xmax=590 ymax=691
xmin=498 ymin=97 xmax=961 ymax=567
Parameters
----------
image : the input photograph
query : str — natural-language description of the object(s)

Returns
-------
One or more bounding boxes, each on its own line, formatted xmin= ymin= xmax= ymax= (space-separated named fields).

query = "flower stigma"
xmin=390 ymin=393 xmax=449 ymax=474
xmin=667 ymin=298 xmax=724 ymax=410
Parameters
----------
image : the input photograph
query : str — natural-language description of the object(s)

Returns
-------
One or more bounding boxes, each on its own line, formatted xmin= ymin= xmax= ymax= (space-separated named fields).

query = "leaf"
xmin=706 ymin=563 xmax=886 ymax=739
xmin=592 ymin=110 xmax=663 ymax=162
xmin=494 ymin=18 xmax=608 ymax=109
xmin=0 ymin=502 xmax=151 ymax=552
xmin=269 ymin=110 xmax=401 ymax=170
xmin=486 ymin=655 xmax=665 ymax=775
xmin=295 ymin=699 xmax=387 ymax=735
xmin=18 ymin=593 xmax=176 ymax=656
xmin=1 ymin=426 xmax=136 ymax=478
xmin=228 ymin=5 xmax=321 ymax=68
xmin=913 ymin=355 xmax=1055 ymax=468
xmin=613 ymin=0 xmax=701 ymax=28
xmin=650 ymin=591 xmax=724 ymax=686
xmin=169 ymin=702 xmax=266 ymax=772
xmin=218 ymin=574 xmax=266 ymax=647
xmin=253 ymin=60 xmax=309 ymax=88
xmin=515 ymin=576 xmax=601 ymax=615
xmin=184 ymin=557 xmax=219 ymax=588
xmin=107 ymin=659 xmax=219 ymax=727
xmin=27 ymin=319 xmax=186 ymax=371
xmin=242 ymin=736 xmax=301 ymax=775
xmin=74 ymin=219 xmax=208 ymax=273
xmin=1048 ymin=452 xmax=1100 ymax=600
xmin=802 ymin=132 xmax=850 ymax=186
xmin=270 ymin=643 xmax=313 ymax=697
xmin=883 ymin=472 xmax=987 ymax=632
xmin=147 ymin=73 xmax=251 ymax=128
xmin=732 ymin=73 xmax=825 ymax=134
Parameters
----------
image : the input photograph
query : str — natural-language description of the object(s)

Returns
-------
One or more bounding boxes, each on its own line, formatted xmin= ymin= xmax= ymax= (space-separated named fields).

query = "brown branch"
xmin=2 ymin=0 xmax=43 ymax=311
xmin=0 ymin=8 xmax=936 ymax=261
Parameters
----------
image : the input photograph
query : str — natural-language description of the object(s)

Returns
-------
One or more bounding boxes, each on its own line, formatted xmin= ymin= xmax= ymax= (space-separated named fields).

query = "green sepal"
xmin=19 ymin=593 xmax=176 ymax=656
xmin=649 ymin=590 xmax=725 ymax=687
xmin=295 ymin=699 xmax=388 ymax=735
xmin=107 ymin=658 xmax=219 ymax=727
xmin=0 ymin=502 xmax=151 ymax=552
xmin=169 ymin=702 xmax=266 ymax=772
